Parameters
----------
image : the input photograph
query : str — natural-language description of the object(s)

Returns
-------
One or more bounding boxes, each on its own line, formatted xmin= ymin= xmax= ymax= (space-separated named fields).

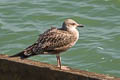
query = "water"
xmin=0 ymin=0 xmax=120 ymax=77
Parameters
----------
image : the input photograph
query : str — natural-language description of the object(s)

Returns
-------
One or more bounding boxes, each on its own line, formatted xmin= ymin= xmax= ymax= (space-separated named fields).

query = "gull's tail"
xmin=9 ymin=43 xmax=37 ymax=59
xmin=9 ymin=51 xmax=29 ymax=59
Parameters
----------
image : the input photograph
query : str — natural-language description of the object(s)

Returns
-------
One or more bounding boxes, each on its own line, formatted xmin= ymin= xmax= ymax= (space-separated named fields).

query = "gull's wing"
xmin=33 ymin=27 xmax=76 ymax=54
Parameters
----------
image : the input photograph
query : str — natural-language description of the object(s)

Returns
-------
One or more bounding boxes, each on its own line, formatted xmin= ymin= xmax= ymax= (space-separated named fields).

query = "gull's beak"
xmin=77 ymin=24 xmax=84 ymax=27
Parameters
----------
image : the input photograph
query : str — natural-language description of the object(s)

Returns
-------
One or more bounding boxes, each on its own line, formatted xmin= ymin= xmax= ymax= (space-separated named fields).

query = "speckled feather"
xmin=24 ymin=27 xmax=77 ymax=55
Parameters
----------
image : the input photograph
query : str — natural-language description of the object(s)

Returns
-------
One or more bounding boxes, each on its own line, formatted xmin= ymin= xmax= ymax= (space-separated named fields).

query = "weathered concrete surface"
xmin=0 ymin=54 xmax=119 ymax=80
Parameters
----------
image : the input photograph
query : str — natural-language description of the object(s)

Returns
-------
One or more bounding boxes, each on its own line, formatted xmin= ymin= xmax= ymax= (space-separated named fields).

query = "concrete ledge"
xmin=0 ymin=54 xmax=119 ymax=80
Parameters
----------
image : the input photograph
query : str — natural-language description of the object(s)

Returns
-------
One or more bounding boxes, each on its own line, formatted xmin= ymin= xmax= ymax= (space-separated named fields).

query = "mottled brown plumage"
xmin=10 ymin=19 xmax=84 ymax=70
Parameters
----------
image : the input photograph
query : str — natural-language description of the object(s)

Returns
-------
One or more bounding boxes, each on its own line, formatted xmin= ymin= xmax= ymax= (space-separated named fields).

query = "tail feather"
xmin=9 ymin=43 xmax=38 ymax=59
xmin=9 ymin=51 xmax=30 ymax=59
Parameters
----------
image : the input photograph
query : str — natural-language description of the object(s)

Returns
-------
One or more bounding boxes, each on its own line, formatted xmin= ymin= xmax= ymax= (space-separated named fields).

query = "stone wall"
xmin=0 ymin=54 xmax=119 ymax=80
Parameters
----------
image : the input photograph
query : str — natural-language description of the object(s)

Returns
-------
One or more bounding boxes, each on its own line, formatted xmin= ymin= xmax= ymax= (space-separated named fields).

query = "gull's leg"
xmin=56 ymin=54 xmax=70 ymax=70
xmin=56 ymin=54 xmax=61 ymax=69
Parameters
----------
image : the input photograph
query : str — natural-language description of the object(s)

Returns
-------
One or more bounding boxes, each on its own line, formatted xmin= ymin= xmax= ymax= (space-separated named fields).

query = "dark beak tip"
xmin=78 ymin=24 xmax=84 ymax=27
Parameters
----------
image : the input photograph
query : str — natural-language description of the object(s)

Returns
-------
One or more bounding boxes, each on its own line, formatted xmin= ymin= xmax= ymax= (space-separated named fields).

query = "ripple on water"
xmin=0 ymin=0 xmax=120 ymax=77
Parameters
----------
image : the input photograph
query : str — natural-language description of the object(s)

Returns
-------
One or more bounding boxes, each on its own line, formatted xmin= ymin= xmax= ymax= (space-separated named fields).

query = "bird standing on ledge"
xmin=10 ymin=19 xmax=84 ymax=70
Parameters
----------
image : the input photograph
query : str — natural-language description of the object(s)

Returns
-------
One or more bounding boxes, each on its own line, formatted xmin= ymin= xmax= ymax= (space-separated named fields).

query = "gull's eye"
xmin=71 ymin=23 xmax=75 ymax=25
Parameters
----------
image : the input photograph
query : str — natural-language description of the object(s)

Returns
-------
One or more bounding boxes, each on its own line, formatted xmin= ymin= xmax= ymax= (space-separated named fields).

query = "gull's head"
xmin=62 ymin=19 xmax=84 ymax=29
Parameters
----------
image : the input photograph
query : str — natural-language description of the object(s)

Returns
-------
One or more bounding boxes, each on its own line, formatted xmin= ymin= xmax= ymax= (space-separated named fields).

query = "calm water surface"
xmin=0 ymin=0 xmax=120 ymax=77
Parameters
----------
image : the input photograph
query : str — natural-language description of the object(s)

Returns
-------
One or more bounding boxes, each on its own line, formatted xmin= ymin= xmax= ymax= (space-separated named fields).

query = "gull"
xmin=10 ymin=19 xmax=84 ymax=70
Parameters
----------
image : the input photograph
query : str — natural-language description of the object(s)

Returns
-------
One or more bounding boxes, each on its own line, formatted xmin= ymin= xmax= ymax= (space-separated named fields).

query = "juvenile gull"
xmin=10 ymin=19 xmax=84 ymax=70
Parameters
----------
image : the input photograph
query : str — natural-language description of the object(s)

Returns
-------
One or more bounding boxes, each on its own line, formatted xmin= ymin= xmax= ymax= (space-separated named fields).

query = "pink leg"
xmin=56 ymin=54 xmax=70 ymax=70
xmin=56 ymin=54 xmax=61 ymax=69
